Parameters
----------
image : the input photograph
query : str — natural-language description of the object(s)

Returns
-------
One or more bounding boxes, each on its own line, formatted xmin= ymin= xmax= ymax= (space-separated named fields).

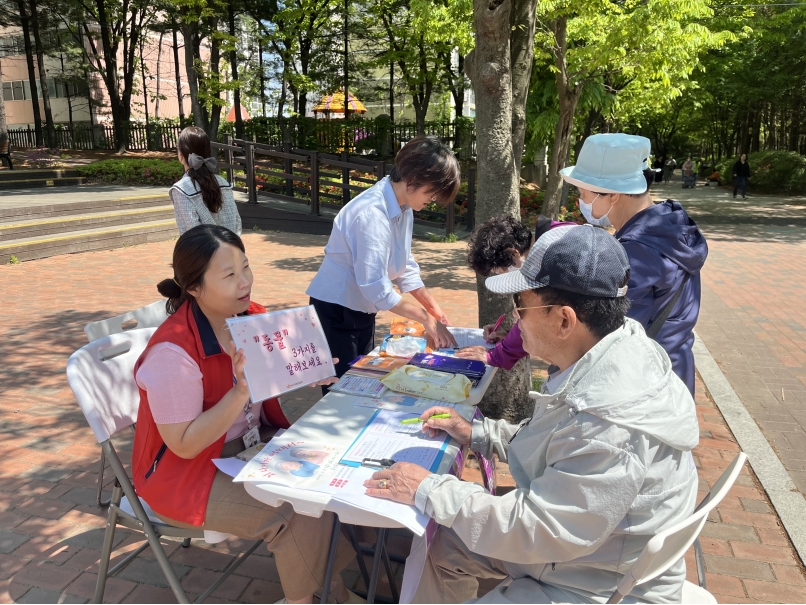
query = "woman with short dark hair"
xmin=171 ymin=126 xmax=242 ymax=235
xmin=307 ymin=136 xmax=461 ymax=380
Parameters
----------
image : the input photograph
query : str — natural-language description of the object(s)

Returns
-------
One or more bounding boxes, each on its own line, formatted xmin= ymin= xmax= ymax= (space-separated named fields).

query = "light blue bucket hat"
xmin=560 ymin=133 xmax=652 ymax=194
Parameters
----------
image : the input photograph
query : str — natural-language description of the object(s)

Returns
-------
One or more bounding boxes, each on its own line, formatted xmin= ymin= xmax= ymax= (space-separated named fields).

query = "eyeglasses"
xmin=512 ymin=304 xmax=555 ymax=319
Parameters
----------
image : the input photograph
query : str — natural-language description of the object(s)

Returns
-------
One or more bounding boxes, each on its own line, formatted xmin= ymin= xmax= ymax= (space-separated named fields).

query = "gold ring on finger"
xmin=379 ymin=479 xmax=389 ymax=489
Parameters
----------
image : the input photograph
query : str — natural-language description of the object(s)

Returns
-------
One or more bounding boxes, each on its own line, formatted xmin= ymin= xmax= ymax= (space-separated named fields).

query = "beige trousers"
xmin=411 ymin=525 xmax=509 ymax=604
xmin=157 ymin=429 xmax=354 ymax=600
xmin=412 ymin=526 xmax=586 ymax=604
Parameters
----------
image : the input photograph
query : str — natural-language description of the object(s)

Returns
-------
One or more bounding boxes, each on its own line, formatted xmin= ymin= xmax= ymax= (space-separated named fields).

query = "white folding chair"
xmin=607 ymin=452 xmax=747 ymax=604
xmin=84 ymin=300 xmax=169 ymax=507
xmin=84 ymin=299 xmax=169 ymax=342
xmin=67 ymin=329 xmax=260 ymax=604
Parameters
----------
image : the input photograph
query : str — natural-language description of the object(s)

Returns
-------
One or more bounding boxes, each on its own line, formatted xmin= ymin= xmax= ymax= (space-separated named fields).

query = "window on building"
xmin=2 ymin=81 xmax=11 ymax=101
xmin=13 ymin=80 xmax=25 ymax=101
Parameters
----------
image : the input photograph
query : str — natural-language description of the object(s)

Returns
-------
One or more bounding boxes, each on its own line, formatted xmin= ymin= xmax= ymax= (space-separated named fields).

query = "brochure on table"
xmin=232 ymin=407 xmax=454 ymax=535
xmin=225 ymin=305 xmax=335 ymax=402
xmin=339 ymin=410 xmax=451 ymax=471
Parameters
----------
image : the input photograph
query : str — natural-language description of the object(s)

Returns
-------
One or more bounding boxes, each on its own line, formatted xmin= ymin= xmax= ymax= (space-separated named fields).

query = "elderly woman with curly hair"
xmin=459 ymin=215 xmax=573 ymax=369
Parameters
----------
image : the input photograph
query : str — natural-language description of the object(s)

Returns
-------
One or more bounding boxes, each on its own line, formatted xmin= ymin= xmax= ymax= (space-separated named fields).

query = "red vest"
xmin=132 ymin=300 xmax=290 ymax=526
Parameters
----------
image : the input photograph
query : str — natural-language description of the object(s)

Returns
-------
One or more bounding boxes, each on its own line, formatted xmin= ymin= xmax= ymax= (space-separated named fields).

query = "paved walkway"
xmin=652 ymin=182 xmax=806 ymax=498
xmin=0 ymin=228 xmax=804 ymax=602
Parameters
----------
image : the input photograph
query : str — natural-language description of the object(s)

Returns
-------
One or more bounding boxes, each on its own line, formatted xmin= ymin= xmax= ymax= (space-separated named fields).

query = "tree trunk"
xmin=343 ymin=0 xmax=349 ymax=120
xmin=155 ymin=31 xmax=163 ymax=119
xmin=740 ymin=110 xmax=751 ymax=154
xmin=207 ymin=19 xmax=222 ymax=140
xmin=18 ymin=0 xmax=43 ymax=147
xmin=29 ymin=0 xmax=56 ymax=148
xmin=92 ymin=0 xmax=127 ymax=152
xmin=412 ymin=36 xmax=433 ymax=135
xmin=389 ymin=60 xmax=394 ymax=119
xmin=258 ymin=39 xmax=266 ymax=117
xmin=278 ymin=75 xmax=287 ymax=119
xmin=574 ymin=107 xmax=600 ymax=161
xmin=455 ymin=54 xmax=465 ymax=118
xmin=228 ymin=1 xmax=244 ymax=139
xmin=0 ymin=59 xmax=7 ymax=148
xmin=172 ymin=22 xmax=185 ymax=122
xmin=466 ymin=0 xmax=531 ymax=422
xmin=751 ymin=106 xmax=761 ymax=152
xmin=541 ymin=17 xmax=581 ymax=219
xmin=442 ymin=51 xmax=465 ymax=119
xmin=766 ymin=103 xmax=776 ymax=150
xmin=140 ymin=35 xmax=150 ymax=131
xmin=58 ymin=53 xmax=74 ymax=130
xmin=509 ymin=0 xmax=537 ymax=173
xmin=789 ymin=97 xmax=801 ymax=152
xmin=183 ymin=23 xmax=208 ymax=131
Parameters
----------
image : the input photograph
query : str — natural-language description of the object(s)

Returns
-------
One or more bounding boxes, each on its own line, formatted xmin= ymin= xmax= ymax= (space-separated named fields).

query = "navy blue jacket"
xmin=616 ymin=200 xmax=708 ymax=394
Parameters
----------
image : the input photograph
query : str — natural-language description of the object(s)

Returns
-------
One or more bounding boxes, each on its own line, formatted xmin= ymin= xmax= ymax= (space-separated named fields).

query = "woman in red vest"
xmin=132 ymin=225 xmax=357 ymax=604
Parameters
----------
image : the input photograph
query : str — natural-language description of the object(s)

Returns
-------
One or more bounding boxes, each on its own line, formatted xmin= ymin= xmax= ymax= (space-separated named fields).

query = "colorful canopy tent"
xmin=225 ymin=104 xmax=250 ymax=122
xmin=312 ymin=91 xmax=367 ymax=118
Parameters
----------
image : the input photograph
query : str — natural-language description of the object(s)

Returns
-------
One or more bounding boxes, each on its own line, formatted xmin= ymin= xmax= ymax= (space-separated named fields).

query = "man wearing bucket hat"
xmin=561 ymin=133 xmax=708 ymax=395
xmin=364 ymin=225 xmax=699 ymax=604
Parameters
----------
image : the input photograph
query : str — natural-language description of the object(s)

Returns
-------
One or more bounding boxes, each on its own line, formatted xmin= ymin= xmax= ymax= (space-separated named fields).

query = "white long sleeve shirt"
xmin=307 ymin=177 xmax=424 ymax=314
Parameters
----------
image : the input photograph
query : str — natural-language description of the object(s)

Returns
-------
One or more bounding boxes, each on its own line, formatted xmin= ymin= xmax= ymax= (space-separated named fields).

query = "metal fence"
xmin=7 ymin=117 xmax=475 ymax=159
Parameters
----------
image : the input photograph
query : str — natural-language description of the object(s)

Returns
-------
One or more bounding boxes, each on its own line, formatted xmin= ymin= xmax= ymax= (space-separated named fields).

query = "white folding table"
xmin=244 ymin=364 xmax=498 ymax=602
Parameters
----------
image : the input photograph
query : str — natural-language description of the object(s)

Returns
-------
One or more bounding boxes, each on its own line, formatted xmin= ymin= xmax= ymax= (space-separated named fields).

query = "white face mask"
xmin=579 ymin=193 xmax=613 ymax=228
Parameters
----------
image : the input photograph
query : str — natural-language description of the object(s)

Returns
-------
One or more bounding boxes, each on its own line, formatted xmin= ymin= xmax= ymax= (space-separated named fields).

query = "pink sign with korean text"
xmin=225 ymin=305 xmax=335 ymax=402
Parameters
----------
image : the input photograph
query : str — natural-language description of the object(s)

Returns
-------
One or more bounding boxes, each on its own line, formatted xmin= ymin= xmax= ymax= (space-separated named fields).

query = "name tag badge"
xmin=242 ymin=426 xmax=260 ymax=449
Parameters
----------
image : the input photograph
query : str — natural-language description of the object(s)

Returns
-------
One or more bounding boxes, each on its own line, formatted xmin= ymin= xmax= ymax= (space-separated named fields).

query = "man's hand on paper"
xmin=455 ymin=346 xmax=488 ymax=362
xmin=425 ymin=318 xmax=458 ymax=349
xmin=307 ymin=357 xmax=340 ymax=388
xmin=420 ymin=406 xmax=471 ymax=445
xmin=364 ymin=462 xmax=431 ymax=505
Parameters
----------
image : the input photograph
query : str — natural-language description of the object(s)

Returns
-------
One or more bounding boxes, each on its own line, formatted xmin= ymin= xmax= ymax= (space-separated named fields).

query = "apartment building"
xmin=0 ymin=25 xmax=192 ymax=129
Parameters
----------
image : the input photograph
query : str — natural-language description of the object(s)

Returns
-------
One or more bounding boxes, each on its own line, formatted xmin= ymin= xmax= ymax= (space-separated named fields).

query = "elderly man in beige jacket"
xmin=364 ymin=225 xmax=700 ymax=604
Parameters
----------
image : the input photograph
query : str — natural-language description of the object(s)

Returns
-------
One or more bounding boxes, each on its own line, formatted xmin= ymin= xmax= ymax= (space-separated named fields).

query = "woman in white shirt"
xmin=307 ymin=136 xmax=459 ymax=380
xmin=170 ymin=126 xmax=242 ymax=235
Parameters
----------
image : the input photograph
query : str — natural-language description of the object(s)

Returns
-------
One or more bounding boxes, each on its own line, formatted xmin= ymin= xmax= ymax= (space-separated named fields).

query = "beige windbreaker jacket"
xmin=414 ymin=319 xmax=700 ymax=603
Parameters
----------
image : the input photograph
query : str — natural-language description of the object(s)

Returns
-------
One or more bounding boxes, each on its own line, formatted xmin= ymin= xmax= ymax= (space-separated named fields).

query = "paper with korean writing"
xmin=226 ymin=305 xmax=335 ymax=402
xmin=339 ymin=410 xmax=451 ymax=472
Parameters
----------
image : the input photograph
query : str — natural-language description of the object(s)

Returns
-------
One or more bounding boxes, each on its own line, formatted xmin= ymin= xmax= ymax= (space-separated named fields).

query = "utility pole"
xmin=343 ymin=0 xmax=349 ymax=120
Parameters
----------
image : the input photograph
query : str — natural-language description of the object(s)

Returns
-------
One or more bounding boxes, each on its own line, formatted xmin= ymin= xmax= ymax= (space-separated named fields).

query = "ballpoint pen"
xmin=486 ymin=314 xmax=506 ymax=343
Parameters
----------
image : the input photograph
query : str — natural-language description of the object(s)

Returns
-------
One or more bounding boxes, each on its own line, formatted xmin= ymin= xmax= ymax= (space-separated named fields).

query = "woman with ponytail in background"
xmin=132 ymin=225 xmax=359 ymax=604
xmin=171 ymin=126 xmax=242 ymax=235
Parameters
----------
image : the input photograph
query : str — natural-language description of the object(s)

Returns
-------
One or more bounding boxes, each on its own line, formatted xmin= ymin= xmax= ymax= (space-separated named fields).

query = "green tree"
xmin=57 ymin=0 xmax=153 ymax=151
xmin=537 ymin=0 xmax=733 ymax=217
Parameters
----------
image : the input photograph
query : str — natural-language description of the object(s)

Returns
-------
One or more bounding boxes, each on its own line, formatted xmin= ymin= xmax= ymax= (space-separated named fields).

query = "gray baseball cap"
xmin=485 ymin=224 xmax=630 ymax=297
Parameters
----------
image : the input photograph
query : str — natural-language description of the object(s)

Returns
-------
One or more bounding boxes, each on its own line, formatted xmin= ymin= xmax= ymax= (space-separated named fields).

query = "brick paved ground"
xmin=0 ymin=229 xmax=804 ymax=602
xmin=653 ymin=182 xmax=806 ymax=496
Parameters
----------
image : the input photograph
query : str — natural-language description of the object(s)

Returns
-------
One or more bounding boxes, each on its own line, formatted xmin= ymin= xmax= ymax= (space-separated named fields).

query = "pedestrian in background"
xmin=663 ymin=156 xmax=676 ymax=183
xmin=733 ymin=153 xmax=751 ymax=199
xmin=170 ymin=126 xmax=242 ymax=235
